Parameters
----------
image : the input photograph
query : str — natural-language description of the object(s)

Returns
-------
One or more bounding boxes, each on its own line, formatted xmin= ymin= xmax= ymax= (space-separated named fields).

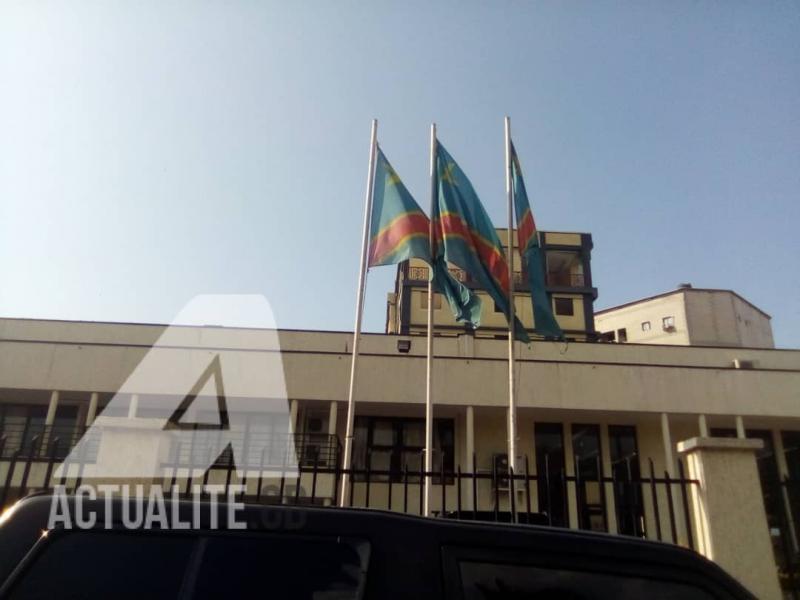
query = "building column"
xmin=290 ymin=399 xmax=299 ymax=434
xmin=698 ymin=414 xmax=708 ymax=437
xmin=465 ymin=406 xmax=475 ymax=508
xmin=563 ymin=422 xmax=578 ymax=529
xmin=127 ymin=394 xmax=139 ymax=419
xmin=45 ymin=390 xmax=60 ymax=426
xmin=86 ymin=392 xmax=99 ymax=426
xmin=660 ymin=413 xmax=675 ymax=474
xmin=328 ymin=401 xmax=338 ymax=437
xmin=735 ymin=416 xmax=746 ymax=439
xmin=465 ymin=406 xmax=475 ymax=469
xmin=678 ymin=437 xmax=782 ymax=599
xmin=40 ymin=390 xmax=61 ymax=454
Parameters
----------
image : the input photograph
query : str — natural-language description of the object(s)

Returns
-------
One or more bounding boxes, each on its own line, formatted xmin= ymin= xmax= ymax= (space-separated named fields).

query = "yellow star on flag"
xmin=440 ymin=161 xmax=458 ymax=184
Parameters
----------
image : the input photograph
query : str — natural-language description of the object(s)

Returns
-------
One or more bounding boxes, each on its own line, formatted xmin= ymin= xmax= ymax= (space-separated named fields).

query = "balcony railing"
xmin=409 ymin=266 xmax=528 ymax=288
xmin=0 ymin=422 xmax=339 ymax=471
xmin=547 ymin=272 xmax=586 ymax=287
xmin=168 ymin=431 xmax=341 ymax=470
xmin=408 ymin=266 xmax=468 ymax=283
xmin=0 ymin=423 xmax=90 ymax=460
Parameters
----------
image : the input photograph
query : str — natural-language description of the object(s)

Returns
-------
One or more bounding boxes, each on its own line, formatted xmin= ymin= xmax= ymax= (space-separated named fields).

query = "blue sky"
xmin=1 ymin=2 xmax=798 ymax=346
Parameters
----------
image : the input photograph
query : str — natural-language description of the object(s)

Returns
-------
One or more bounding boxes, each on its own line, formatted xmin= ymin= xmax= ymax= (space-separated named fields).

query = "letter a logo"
xmin=164 ymin=354 xmax=230 ymax=431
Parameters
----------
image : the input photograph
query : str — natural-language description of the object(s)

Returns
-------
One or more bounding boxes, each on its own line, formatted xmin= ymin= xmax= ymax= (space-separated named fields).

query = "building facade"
xmin=386 ymin=230 xmax=598 ymax=340
xmin=595 ymin=286 xmax=774 ymax=348
xmin=0 ymin=316 xmax=798 ymax=596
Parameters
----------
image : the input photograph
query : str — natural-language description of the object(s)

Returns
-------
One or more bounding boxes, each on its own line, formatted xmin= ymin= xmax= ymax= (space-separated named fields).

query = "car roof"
xmin=0 ymin=495 xmax=754 ymax=599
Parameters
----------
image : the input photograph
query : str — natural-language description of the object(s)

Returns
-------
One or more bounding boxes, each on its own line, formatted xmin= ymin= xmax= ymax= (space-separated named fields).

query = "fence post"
xmin=677 ymin=436 xmax=782 ymax=600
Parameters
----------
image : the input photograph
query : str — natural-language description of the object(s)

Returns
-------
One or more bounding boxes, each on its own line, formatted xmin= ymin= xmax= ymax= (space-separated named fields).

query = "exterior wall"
xmin=596 ymin=289 xmax=774 ymax=349
xmin=595 ymin=293 xmax=690 ymax=345
xmin=390 ymin=230 xmax=597 ymax=340
xmin=1 ymin=317 xmax=799 ymax=592
xmin=1 ymin=319 xmax=798 ymax=417
xmin=684 ymin=290 xmax=774 ymax=349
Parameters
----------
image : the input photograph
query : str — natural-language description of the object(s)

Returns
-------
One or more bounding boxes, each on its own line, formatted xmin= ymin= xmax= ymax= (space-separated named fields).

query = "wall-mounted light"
xmin=397 ymin=339 xmax=411 ymax=353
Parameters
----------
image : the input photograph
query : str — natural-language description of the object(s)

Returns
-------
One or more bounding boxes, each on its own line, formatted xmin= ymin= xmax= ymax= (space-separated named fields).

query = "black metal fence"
xmin=0 ymin=435 xmax=699 ymax=551
xmin=776 ymin=479 xmax=800 ymax=598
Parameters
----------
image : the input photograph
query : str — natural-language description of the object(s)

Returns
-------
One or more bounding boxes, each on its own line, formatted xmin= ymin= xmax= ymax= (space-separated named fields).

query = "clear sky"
xmin=1 ymin=2 xmax=798 ymax=347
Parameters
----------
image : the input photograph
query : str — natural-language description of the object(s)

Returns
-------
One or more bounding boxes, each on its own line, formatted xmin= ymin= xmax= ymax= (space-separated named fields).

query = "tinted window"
xmin=8 ymin=531 xmax=194 ymax=599
xmin=191 ymin=534 xmax=368 ymax=600
xmin=458 ymin=561 xmax=715 ymax=600
xmin=535 ymin=423 xmax=567 ymax=527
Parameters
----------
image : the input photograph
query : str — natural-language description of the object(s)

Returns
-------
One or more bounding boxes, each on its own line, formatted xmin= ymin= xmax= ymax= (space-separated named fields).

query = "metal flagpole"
xmin=504 ymin=116 xmax=518 ymax=518
xmin=424 ymin=123 xmax=437 ymax=516
xmin=339 ymin=118 xmax=379 ymax=507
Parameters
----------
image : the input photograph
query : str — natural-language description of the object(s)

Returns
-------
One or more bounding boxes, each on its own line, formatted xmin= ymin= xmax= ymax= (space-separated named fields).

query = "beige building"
xmin=595 ymin=286 xmax=774 ymax=348
xmin=386 ymin=230 xmax=598 ymax=341
xmin=0 ymin=316 xmax=798 ymax=597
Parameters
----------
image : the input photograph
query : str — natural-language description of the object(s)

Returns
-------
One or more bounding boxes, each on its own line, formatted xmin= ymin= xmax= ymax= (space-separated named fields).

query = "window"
xmin=6 ymin=531 xmax=194 ymax=599
xmin=545 ymin=250 xmax=585 ymax=287
xmin=641 ymin=321 xmax=651 ymax=332
xmin=453 ymin=560 xmax=715 ymax=600
xmin=554 ymin=297 xmax=574 ymax=316
xmin=534 ymin=423 xmax=567 ymax=527
xmin=192 ymin=534 xmax=369 ymax=600
xmin=420 ymin=293 xmax=442 ymax=310
xmin=353 ymin=417 xmax=454 ymax=482
xmin=617 ymin=328 xmax=627 ymax=342
xmin=9 ymin=530 xmax=370 ymax=600
xmin=608 ymin=425 xmax=644 ymax=537
xmin=662 ymin=315 xmax=675 ymax=330
xmin=572 ymin=424 xmax=606 ymax=532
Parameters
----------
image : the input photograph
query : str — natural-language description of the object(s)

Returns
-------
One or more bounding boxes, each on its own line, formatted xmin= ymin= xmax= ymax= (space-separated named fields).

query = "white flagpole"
xmin=339 ymin=118 xmax=379 ymax=507
xmin=504 ymin=116 xmax=518 ymax=517
xmin=424 ymin=123 xmax=437 ymax=516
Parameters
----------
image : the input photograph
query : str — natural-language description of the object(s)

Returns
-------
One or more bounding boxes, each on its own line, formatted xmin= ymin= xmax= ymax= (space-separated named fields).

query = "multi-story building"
xmin=386 ymin=230 xmax=597 ymax=340
xmin=0 ymin=315 xmax=798 ymax=597
xmin=595 ymin=285 xmax=774 ymax=348
xmin=0 ymin=231 xmax=795 ymax=597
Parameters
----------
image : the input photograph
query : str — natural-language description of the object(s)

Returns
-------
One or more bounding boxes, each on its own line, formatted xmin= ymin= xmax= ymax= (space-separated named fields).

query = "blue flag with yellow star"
xmin=369 ymin=146 xmax=482 ymax=326
xmin=433 ymin=141 xmax=529 ymax=343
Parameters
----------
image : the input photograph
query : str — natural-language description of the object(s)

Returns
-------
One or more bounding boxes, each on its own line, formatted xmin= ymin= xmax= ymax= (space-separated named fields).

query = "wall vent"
xmin=733 ymin=359 xmax=755 ymax=370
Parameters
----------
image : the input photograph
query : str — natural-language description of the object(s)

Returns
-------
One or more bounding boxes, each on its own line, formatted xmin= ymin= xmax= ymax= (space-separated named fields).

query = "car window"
xmin=190 ymin=534 xmax=369 ymax=600
xmin=6 ymin=530 xmax=195 ymax=600
xmin=457 ymin=561 xmax=716 ymax=600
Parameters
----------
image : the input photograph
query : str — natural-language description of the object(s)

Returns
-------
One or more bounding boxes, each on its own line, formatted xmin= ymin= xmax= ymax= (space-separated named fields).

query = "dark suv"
xmin=0 ymin=494 xmax=753 ymax=599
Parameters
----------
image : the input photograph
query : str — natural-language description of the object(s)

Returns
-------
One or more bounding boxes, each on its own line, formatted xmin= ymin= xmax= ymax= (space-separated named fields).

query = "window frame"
xmin=354 ymin=416 xmax=455 ymax=483
xmin=554 ymin=297 xmax=575 ymax=316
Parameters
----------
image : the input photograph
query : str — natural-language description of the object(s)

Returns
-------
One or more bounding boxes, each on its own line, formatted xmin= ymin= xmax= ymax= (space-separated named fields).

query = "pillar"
xmin=466 ymin=406 xmax=475 ymax=507
xmin=328 ymin=401 xmax=338 ymax=437
xmin=698 ymin=414 xmax=708 ymax=437
xmin=289 ymin=399 xmax=299 ymax=434
xmin=45 ymin=390 xmax=60 ymax=426
xmin=677 ymin=437 xmax=782 ymax=599
xmin=660 ymin=413 xmax=674 ymax=474
xmin=86 ymin=392 xmax=99 ymax=426
xmin=735 ymin=416 xmax=746 ymax=439
xmin=127 ymin=394 xmax=139 ymax=419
